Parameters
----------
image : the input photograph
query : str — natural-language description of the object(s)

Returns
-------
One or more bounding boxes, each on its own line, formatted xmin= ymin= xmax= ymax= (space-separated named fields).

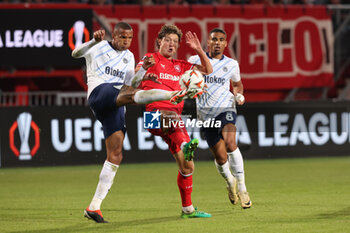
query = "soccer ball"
xmin=179 ymin=70 xmax=205 ymax=90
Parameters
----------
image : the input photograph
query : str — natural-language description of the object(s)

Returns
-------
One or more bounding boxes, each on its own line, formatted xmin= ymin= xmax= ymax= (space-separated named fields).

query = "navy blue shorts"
xmin=201 ymin=111 xmax=237 ymax=148
xmin=88 ymin=82 xmax=126 ymax=139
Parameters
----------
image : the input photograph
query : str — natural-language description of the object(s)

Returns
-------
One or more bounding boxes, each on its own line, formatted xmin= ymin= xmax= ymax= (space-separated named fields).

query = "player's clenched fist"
xmin=234 ymin=93 xmax=245 ymax=105
xmin=94 ymin=30 xmax=105 ymax=42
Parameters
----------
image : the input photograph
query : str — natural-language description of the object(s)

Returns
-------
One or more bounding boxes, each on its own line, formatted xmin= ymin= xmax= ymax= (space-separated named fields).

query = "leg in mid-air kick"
xmin=115 ymin=84 xmax=203 ymax=107
xmin=84 ymin=83 xmax=203 ymax=223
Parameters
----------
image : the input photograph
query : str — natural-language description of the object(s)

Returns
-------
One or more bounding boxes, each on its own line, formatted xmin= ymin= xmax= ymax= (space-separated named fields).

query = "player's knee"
xmin=111 ymin=148 xmax=123 ymax=157
xmin=226 ymin=140 xmax=237 ymax=152
xmin=179 ymin=162 xmax=194 ymax=175
xmin=108 ymin=148 xmax=123 ymax=162
xmin=116 ymin=89 xmax=135 ymax=106
xmin=180 ymin=167 xmax=193 ymax=175
xmin=225 ymin=137 xmax=237 ymax=151
xmin=215 ymin=156 xmax=228 ymax=165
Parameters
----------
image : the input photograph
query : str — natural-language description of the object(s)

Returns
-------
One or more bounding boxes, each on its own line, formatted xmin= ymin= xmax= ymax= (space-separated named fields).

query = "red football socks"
xmin=177 ymin=171 xmax=193 ymax=207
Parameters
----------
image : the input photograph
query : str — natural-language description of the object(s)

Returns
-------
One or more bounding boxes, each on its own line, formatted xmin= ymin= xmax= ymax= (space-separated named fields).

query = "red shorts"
xmin=148 ymin=126 xmax=190 ymax=154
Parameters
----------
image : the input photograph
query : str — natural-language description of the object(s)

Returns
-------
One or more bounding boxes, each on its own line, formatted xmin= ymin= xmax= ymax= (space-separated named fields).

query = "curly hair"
xmin=157 ymin=24 xmax=183 ymax=42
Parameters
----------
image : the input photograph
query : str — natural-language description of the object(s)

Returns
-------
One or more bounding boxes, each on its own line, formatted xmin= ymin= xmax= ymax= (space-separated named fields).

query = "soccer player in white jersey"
xmin=72 ymin=22 xmax=194 ymax=223
xmin=188 ymin=28 xmax=252 ymax=209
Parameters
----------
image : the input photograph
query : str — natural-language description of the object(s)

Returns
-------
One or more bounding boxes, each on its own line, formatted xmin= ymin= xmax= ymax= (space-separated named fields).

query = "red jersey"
xmin=137 ymin=52 xmax=193 ymax=115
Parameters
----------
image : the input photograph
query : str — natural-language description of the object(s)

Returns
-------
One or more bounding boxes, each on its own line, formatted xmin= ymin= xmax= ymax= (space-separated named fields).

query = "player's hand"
xmin=93 ymin=30 xmax=105 ymax=42
xmin=143 ymin=73 xmax=162 ymax=84
xmin=234 ymin=93 xmax=245 ymax=105
xmin=185 ymin=31 xmax=201 ymax=52
xmin=142 ymin=55 xmax=156 ymax=70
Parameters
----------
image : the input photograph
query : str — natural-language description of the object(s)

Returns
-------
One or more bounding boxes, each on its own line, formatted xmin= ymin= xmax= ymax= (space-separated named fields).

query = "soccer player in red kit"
xmin=136 ymin=24 xmax=213 ymax=218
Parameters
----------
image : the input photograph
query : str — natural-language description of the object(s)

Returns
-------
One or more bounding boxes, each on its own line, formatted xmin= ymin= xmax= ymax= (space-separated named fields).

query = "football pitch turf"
xmin=0 ymin=156 xmax=349 ymax=233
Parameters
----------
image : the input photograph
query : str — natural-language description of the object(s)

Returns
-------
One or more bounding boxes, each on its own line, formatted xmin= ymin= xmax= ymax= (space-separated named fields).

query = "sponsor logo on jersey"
xmin=159 ymin=73 xmax=180 ymax=81
xmin=204 ymin=75 xmax=226 ymax=85
xmin=105 ymin=66 xmax=125 ymax=79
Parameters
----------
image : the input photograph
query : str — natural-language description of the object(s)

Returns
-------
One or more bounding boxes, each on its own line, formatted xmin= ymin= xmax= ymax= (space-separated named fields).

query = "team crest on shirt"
xmin=123 ymin=58 xmax=128 ymax=64
xmin=174 ymin=65 xmax=181 ymax=72
xmin=223 ymin=67 xmax=228 ymax=72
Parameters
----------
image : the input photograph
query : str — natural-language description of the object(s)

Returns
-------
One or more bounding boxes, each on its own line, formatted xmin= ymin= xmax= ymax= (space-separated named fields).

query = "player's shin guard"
xmin=134 ymin=89 xmax=173 ymax=104
xmin=177 ymin=171 xmax=193 ymax=208
xmin=228 ymin=148 xmax=247 ymax=192
xmin=89 ymin=160 xmax=119 ymax=211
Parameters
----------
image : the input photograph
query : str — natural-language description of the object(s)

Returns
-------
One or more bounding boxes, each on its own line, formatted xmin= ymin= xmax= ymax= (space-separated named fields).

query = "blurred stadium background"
xmin=0 ymin=2 xmax=349 ymax=166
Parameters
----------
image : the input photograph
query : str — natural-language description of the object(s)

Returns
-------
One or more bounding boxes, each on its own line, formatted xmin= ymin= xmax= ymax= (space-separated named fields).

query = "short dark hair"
xmin=209 ymin=28 xmax=226 ymax=37
xmin=114 ymin=22 xmax=133 ymax=31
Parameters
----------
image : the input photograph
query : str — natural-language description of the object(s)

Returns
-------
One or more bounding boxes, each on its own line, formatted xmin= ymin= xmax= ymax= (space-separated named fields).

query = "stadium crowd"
xmin=0 ymin=0 xmax=347 ymax=5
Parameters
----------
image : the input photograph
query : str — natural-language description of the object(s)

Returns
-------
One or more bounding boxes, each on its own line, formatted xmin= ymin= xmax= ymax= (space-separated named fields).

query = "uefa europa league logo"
xmin=68 ymin=20 xmax=90 ymax=51
xmin=17 ymin=112 xmax=32 ymax=160
xmin=73 ymin=20 xmax=85 ymax=48
xmin=9 ymin=112 xmax=40 ymax=160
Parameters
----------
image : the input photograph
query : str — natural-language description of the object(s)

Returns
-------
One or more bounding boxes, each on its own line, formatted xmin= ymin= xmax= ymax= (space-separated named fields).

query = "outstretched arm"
xmin=130 ymin=55 xmax=160 ymax=88
xmin=185 ymin=31 xmax=213 ymax=75
xmin=71 ymin=30 xmax=105 ymax=58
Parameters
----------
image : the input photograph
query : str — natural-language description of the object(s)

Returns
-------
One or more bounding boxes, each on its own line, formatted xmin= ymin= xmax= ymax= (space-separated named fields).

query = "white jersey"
xmin=79 ymin=40 xmax=135 ymax=98
xmin=188 ymin=54 xmax=241 ymax=121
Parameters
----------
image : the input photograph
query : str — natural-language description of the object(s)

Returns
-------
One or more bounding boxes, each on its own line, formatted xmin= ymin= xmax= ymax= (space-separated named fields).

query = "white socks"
xmin=214 ymin=160 xmax=235 ymax=187
xmin=89 ymin=160 xmax=119 ymax=211
xmin=134 ymin=89 xmax=174 ymax=104
xmin=89 ymin=197 xmax=102 ymax=211
xmin=182 ymin=205 xmax=195 ymax=214
xmin=227 ymin=148 xmax=247 ymax=192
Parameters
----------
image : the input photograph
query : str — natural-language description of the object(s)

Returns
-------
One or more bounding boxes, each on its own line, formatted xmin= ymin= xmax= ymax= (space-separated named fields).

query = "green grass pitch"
xmin=0 ymin=156 xmax=349 ymax=233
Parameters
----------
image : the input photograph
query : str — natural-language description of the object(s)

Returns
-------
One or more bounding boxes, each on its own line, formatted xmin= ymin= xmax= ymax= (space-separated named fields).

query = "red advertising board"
xmin=93 ymin=5 xmax=334 ymax=90
xmin=0 ymin=4 xmax=334 ymax=91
